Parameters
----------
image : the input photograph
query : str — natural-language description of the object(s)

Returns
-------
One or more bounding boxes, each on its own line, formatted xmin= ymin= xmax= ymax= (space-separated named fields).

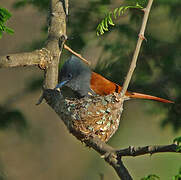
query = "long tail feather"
xmin=127 ymin=92 xmax=174 ymax=104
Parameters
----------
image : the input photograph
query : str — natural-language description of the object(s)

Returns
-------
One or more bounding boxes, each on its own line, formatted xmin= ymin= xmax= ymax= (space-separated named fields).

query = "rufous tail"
xmin=126 ymin=92 xmax=174 ymax=104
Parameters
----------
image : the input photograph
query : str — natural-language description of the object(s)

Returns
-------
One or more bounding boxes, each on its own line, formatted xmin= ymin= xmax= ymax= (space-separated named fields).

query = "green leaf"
xmin=108 ymin=12 xmax=115 ymax=26
xmin=141 ymin=174 xmax=160 ymax=180
xmin=102 ymin=19 xmax=108 ymax=31
xmin=118 ymin=7 xmax=124 ymax=16
xmin=99 ymin=25 xmax=104 ymax=35
xmin=0 ymin=7 xmax=12 ymax=20
xmin=173 ymin=136 xmax=181 ymax=145
xmin=96 ymin=2 xmax=143 ymax=36
xmin=0 ymin=24 xmax=5 ymax=31
xmin=0 ymin=7 xmax=14 ymax=38
xmin=172 ymin=167 xmax=181 ymax=180
xmin=104 ymin=17 xmax=108 ymax=29
xmin=136 ymin=2 xmax=144 ymax=9
xmin=173 ymin=136 xmax=181 ymax=151
xmin=5 ymin=26 xmax=14 ymax=34
xmin=0 ymin=31 xmax=2 ymax=38
xmin=113 ymin=8 xmax=118 ymax=19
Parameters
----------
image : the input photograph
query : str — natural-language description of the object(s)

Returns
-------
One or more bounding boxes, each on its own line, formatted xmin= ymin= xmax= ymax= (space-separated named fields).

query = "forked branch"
xmin=1 ymin=0 xmax=179 ymax=180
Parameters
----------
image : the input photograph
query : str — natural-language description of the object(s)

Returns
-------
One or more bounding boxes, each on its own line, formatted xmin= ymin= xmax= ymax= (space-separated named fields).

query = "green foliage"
xmin=173 ymin=136 xmax=181 ymax=152
xmin=141 ymin=172 xmax=181 ymax=180
xmin=96 ymin=2 xmax=143 ymax=36
xmin=172 ymin=168 xmax=181 ymax=180
xmin=0 ymin=7 xmax=14 ymax=38
xmin=141 ymin=174 xmax=160 ymax=180
xmin=13 ymin=0 xmax=49 ymax=11
xmin=0 ymin=105 xmax=28 ymax=133
xmin=173 ymin=136 xmax=181 ymax=145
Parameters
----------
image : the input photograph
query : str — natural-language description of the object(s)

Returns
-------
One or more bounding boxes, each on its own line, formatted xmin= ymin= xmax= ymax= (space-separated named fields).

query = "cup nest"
xmin=43 ymin=89 xmax=125 ymax=142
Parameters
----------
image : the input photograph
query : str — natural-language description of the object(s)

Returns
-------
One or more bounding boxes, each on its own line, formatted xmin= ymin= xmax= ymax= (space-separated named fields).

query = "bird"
xmin=55 ymin=56 xmax=174 ymax=104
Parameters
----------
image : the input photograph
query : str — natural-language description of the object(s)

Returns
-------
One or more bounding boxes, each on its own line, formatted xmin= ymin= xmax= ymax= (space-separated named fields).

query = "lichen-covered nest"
xmin=43 ymin=89 xmax=125 ymax=142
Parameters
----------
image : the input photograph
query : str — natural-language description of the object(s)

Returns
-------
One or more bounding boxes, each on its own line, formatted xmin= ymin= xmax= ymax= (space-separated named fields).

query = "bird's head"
xmin=55 ymin=56 xmax=93 ymax=97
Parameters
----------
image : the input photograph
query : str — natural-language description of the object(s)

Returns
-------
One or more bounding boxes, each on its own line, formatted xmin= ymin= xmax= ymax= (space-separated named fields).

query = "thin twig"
xmin=121 ymin=0 xmax=153 ymax=97
xmin=117 ymin=144 xmax=180 ymax=157
xmin=64 ymin=44 xmax=90 ymax=65
xmin=64 ymin=0 xmax=69 ymax=15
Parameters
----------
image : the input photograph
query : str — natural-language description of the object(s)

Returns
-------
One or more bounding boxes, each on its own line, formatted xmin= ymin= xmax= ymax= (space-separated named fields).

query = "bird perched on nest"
xmin=55 ymin=56 xmax=173 ymax=104
xmin=54 ymin=56 xmax=174 ymax=142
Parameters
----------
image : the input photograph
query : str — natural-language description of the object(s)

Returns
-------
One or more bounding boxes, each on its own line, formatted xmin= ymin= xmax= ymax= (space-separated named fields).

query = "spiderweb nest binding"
xmin=43 ymin=89 xmax=126 ymax=142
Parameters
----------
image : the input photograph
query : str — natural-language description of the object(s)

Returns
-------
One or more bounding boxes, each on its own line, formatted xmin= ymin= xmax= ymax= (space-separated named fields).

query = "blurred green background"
xmin=0 ymin=0 xmax=181 ymax=179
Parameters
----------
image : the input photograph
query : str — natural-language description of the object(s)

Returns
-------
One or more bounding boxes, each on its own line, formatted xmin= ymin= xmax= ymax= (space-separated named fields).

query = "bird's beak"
xmin=55 ymin=79 xmax=70 ymax=90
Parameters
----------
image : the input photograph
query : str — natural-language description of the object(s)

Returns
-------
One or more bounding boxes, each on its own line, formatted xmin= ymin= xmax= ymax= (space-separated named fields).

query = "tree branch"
xmin=84 ymin=138 xmax=180 ymax=179
xmin=44 ymin=0 xmax=66 ymax=89
xmin=42 ymin=89 xmax=133 ymax=180
xmin=2 ymin=0 xmax=178 ymax=180
xmin=42 ymin=89 xmax=181 ymax=179
xmin=0 ymin=0 xmax=66 ymax=89
xmin=84 ymin=137 xmax=133 ymax=180
xmin=121 ymin=0 xmax=153 ymax=97
xmin=0 ymin=49 xmax=51 ymax=68
xmin=41 ymin=1 xmax=157 ymax=179
xmin=117 ymin=143 xmax=180 ymax=157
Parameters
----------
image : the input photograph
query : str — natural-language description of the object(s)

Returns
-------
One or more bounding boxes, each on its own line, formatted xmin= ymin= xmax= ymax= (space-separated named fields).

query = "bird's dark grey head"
xmin=55 ymin=56 xmax=94 ymax=98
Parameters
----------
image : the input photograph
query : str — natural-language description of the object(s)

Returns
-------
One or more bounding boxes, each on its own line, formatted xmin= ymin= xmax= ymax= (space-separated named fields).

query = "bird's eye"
xmin=68 ymin=73 xmax=72 ymax=79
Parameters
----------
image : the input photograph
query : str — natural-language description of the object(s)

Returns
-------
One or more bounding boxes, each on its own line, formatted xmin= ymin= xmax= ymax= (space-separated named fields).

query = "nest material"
xmin=43 ymin=89 xmax=125 ymax=142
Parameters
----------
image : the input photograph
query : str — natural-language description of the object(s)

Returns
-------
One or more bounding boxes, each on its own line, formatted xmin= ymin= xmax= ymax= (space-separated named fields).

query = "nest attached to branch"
xmin=43 ymin=89 xmax=125 ymax=142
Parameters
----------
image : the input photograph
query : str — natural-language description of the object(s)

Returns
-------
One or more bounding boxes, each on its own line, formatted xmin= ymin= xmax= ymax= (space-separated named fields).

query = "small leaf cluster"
xmin=172 ymin=168 xmax=181 ymax=180
xmin=0 ymin=7 xmax=14 ymax=38
xmin=96 ymin=3 xmax=143 ymax=36
xmin=173 ymin=136 xmax=181 ymax=152
xmin=141 ymin=174 xmax=160 ymax=180
xmin=141 ymin=170 xmax=181 ymax=180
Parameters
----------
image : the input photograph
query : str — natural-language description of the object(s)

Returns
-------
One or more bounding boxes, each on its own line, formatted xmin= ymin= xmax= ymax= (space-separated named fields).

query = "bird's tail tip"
xmin=129 ymin=92 xmax=174 ymax=104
